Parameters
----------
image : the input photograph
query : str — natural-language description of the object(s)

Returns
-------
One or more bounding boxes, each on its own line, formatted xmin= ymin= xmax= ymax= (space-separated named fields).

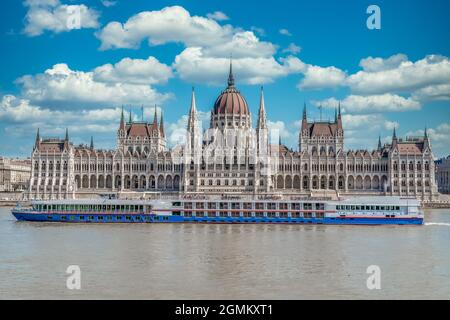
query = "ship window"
xmin=356 ymin=206 xmax=361 ymax=210
xmin=376 ymin=206 xmax=380 ymax=210
xmin=396 ymin=206 xmax=400 ymax=210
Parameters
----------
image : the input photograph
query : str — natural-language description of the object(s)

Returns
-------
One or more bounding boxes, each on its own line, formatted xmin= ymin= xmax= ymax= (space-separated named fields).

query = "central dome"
xmin=212 ymin=62 xmax=250 ymax=115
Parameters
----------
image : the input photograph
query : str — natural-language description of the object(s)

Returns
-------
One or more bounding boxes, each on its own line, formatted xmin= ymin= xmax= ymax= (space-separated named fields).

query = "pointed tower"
xmin=299 ymin=103 xmax=308 ymax=151
xmin=187 ymin=87 xmax=200 ymax=153
xmin=227 ymin=57 xmax=235 ymax=88
xmin=128 ymin=110 xmax=132 ymax=123
xmin=256 ymin=87 xmax=269 ymax=156
xmin=256 ymin=86 xmax=267 ymax=130
xmin=392 ymin=127 xmax=398 ymax=149
xmin=337 ymin=102 xmax=343 ymax=130
xmin=119 ymin=106 xmax=126 ymax=130
xmin=152 ymin=106 xmax=158 ymax=130
xmin=64 ymin=128 xmax=69 ymax=150
xmin=377 ymin=135 xmax=382 ymax=151
xmin=423 ymin=126 xmax=430 ymax=150
xmin=90 ymin=136 xmax=94 ymax=150
xmin=159 ymin=112 xmax=165 ymax=138
xmin=34 ymin=128 xmax=40 ymax=151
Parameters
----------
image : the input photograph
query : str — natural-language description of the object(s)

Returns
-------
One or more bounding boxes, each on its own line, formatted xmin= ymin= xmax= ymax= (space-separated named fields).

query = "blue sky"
xmin=0 ymin=0 xmax=449 ymax=157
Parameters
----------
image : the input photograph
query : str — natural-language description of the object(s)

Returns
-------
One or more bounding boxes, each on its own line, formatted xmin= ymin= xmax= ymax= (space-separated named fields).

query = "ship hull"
xmin=12 ymin=211 xmax=423 ymax=225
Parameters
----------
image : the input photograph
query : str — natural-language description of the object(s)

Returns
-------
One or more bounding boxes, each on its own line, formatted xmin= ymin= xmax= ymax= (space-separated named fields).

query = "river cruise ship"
xmin=11 ymin=195 xmax=423 ymax=225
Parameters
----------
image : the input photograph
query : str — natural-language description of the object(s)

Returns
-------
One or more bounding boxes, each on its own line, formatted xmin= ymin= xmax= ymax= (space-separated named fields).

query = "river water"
xmin=0 ymin=207 xmax=449 ymax=299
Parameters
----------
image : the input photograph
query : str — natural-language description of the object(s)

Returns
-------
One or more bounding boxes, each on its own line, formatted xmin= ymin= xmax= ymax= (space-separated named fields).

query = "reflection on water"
xmin=0 ymin=208 xmax=449 ymax=299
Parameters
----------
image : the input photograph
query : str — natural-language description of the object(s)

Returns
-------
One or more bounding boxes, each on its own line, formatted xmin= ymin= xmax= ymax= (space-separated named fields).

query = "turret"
xmin=159 ymin=112 xmax=165 ymax=138
xmin=392 ymin=127 xmax=398 ymax=149
xmin=256 ymin=86 xmax=267 ymax=129
xmin=90 ymin=136 xmax=94 ymax=150
xmin=34 ymin=128 xmax=40 ymax=150
xmin=377 ymin=135 xmax=382 ymax=151
xmin=423 ymin=126 xmax=430 ymax=150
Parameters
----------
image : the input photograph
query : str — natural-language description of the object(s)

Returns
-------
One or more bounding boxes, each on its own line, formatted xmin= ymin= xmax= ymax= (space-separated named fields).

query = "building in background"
xmin=436 ymin=156 xmax=450 ymax=194
xmin=27 ymin=65 xmax=439 ymax=200
xmin=0 ymin=157 xmax=31 ymax=192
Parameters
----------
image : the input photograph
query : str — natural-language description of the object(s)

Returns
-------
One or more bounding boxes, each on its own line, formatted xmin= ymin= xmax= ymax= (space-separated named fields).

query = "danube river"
xmin=0 ymin=207 xmax=449 ymax=299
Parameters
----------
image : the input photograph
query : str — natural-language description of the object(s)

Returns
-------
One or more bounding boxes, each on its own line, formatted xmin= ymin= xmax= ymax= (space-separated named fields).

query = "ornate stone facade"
xmin=27 ymin=65 xmax=438 ymax=200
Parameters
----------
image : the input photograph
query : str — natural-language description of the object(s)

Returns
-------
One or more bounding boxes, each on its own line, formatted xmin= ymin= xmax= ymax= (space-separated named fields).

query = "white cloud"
xmin=96 ymin=6 xmax=233 ymax=50
xmin=282 ymin=43 xmax=301 ymax=55
xmin=24 ymin=0 xmax=100 ymax=36
xmin=16 ymin=63 xmax=171 ymax=107
xmin=412 ymin=84 xmax=450 ymax=101
xmin=93 ymin=56 xmax=173 ymax=85
xmin=314 ymin=94 xmax=421 ymax=114
xmin=347 ymin=54 xmax=450 ymax=95
xmin=206 ymin=11 xmax=229 ymax=21
xmin=202 ymin=31 xmax=277 ymax=58
xmin=173 ymin=48 xmax=305 ymax=85
xmin=298 ymin=65 xmax=347 ymax=90
xmin=359 ymin=54 xmax=408 ymax=72
xmin=279 ymin=28 xmax=292 ymax=36
xmin=0 ymin=94 xmax=120 ymax=133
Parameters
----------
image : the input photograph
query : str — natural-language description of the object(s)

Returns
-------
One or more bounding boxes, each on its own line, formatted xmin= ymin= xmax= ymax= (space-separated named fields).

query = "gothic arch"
xmin=372 ymin=176 xmax=380 ymax=190
xmin=276 ymin=175 xmax=284 ymax=189
xmin=165 ymin=175 xmax=173 ymax=190
xmin=106 ymin=175 xmax=112 ymax=188
xmin=364 ymin=176 xmax=371 ymax=190
xmin=90 ymin=175 xmax=96 ymax=189
xmin=98 ymin=175 xmax=105 ymax=188
xmin=338 ymin=175 xmax=345 ymax=190
xmin=356 ymin=175 xmax=363 ymax=190
xmin=285 ymin=175 xmax=293 ymax=189
xmin=348 ymin=176 xmax=355 ymax=190
xmin=293 ymin=175 xmax=300 ymax=189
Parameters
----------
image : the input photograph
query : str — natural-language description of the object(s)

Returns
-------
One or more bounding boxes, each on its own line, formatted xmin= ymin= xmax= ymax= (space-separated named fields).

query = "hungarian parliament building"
xmin=27 ymin=64 xmax=438 ymax=200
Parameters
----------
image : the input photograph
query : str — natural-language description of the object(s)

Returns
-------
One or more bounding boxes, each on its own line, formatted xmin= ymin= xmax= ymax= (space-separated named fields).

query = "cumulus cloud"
xmin=0 ymin=94 xmax=120 ymax=134
xmin=206 ymin=11 xmax=229 ymax=21
xmin=314 ymin=94 xmax=421 ymax=114
xmin=347 ymin=54 xmax=450 ymax=95
xmin=96 ymin=6 xmax=233 ymax=50
xmin=93 ymin=56 xmax=173 ymax=85
xmin=16 ymin=63 xmax=171 ymax=108
xmin=24 ymin=0 xmax=100 ymax=36
xmin=173 ymin=48 xmax=305 ymax=85
xmin=359 ymin=54 xmax=408 ymax=72
xmin=298 ymin=65 xmax=347 ymax=90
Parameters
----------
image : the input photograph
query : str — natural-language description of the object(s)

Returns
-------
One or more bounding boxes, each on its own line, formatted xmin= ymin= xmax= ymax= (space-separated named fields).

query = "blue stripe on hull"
xmin=12 ymin=211 xmax=423 ymax=225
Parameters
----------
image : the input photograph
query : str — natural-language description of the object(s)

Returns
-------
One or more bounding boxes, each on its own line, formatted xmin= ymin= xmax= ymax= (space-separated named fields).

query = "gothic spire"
xmin=153 ymin=105 xmax=158 ymax=127
xmin=34 ymin=128 xmax=40 ymax=149
xmin=90 ymin=136 xmax=94 ymax=150
xmin=377 ymin=135 xmax=382 ymax=151
xmin=159 ymin=111 xmax=165 ymax=137
xmin=257 ymin=86 xmax=267 ymax=129
xmin=128 ymin=109 xmax=132 ymax=123
xmin=187 ymin=87 xmax=197 ymax=131
xmin=65 ymin=128 xmax=69 ymax=141
xmin=119 ymin=106 xmax=126 ymax=130
xmin=302 ymin=102 xmax=307 ymax=120
xmin=227 ymin=56 xmax=235 ymax=88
